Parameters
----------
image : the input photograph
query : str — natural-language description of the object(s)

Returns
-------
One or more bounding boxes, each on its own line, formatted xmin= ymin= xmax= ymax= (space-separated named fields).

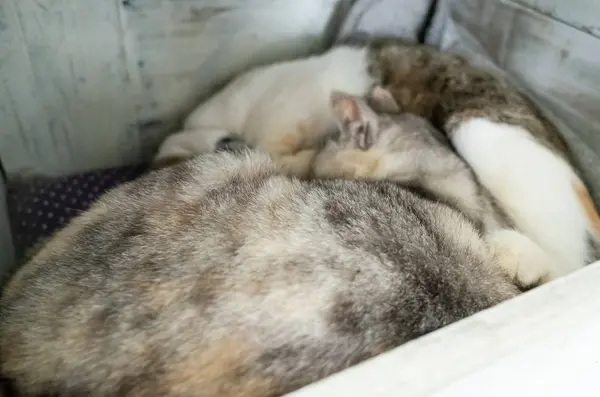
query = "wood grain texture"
xmin=288 ymin=260 xmax=600 ymax=397
xmin=0 ymin=0 xmax=140 ymax=177
xmin=0 ymin=0 xmax=340 ymax=178
xmin=508 ymin=0 xmax=600 ymax=37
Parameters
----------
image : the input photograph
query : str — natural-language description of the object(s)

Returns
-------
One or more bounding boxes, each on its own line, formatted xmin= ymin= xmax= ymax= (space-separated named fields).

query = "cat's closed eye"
xmin=328 ymin=128 xmax=342 ymax=143
xmin=353 ymin=123 xmax=373 ymax=150
xmin=355 ymin=123 xmax=365 ymax=135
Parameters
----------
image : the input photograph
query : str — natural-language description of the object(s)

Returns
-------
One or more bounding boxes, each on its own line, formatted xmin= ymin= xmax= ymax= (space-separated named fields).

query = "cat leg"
xmin=153 ymin=128 xmax=233 ymax=164
xmin=451 ymin=118 xmax=592 ymax=277
xmin=487 ymin=229 xmax=557 ymax=288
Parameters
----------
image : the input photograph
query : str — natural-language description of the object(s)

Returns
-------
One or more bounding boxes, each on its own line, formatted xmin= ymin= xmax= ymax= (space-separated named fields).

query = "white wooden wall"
xmin=0 ymin=0 xmax=340 ymax=178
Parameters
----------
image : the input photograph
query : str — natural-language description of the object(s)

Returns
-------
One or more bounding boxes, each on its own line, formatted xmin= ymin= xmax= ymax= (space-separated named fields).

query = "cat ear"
xmin=330 ymin=90 xmax=361 ymax=124
xmin=330 ymin=91 xmax=379 ymax=126
xmin=330 ymin=91 xmax=379 ymax=150
xmin=368 ymin=85 xmax=401 ymax=114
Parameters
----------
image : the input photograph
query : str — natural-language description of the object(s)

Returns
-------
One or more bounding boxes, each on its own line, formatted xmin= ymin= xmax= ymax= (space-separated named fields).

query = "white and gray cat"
xmin=154 ymin=37 xmax=600 ymax=281
xmin=313 ymin=89 xmax=558 ymax=287
xmin=212 ymin=88 xmax=558 ymax=287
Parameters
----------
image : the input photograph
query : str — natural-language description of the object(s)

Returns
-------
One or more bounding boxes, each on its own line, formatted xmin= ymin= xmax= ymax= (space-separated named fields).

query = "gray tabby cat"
xmin=313 ymin=88 xmax=558 ymax=287
xmin=0 ymin=149 xmax=518 ymax=394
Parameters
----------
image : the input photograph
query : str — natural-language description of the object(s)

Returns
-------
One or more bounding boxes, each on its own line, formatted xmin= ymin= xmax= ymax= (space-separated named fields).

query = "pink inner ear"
xmin=344 ymin=97 xmax=361 ymax=122
xmin=331 ymin=91 xmax=361 ymax=123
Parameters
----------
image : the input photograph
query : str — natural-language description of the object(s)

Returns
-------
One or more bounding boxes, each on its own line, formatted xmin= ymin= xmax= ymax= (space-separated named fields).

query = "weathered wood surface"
xmin=509 ymin=0 xmax=600 ymax=37
xmin=0 ymin=0 xmax=340 ymax=177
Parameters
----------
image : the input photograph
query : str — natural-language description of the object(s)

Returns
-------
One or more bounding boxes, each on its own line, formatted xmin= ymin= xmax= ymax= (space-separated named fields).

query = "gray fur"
xmin=313 ymin=91 xmax=556 ymax=288
xmin=313 ymin=91 xmax=510 ymax=233
xmin=0 ymin=150 xmax=517 ymax=397
xmin=365 ymin=38 xmax=573 ymax=159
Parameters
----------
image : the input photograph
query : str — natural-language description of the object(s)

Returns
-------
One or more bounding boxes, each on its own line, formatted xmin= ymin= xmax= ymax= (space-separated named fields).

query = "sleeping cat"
xmin=154 ymin=44 xmax=375 ymax=177
xmin=0 ymin=149 xmax=519 ymax=396
xmin=367 ymin=38 xmax=600 ymax=279
xmin=314 ymin=89 xmax=557 ymax=286
xmin=154 ymin=37 xmax=600 ymax=280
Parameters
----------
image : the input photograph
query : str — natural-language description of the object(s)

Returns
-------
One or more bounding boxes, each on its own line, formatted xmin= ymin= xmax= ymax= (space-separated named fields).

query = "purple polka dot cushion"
xmin=7 ymin=164 xmax=148 ymax=261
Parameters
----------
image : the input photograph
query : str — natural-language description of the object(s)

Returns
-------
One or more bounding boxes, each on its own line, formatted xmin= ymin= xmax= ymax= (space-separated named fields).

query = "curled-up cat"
xmin=314 ymin=89 xmax=558 ymax=287
xmin=157 ymin=35 xmax=600 ymax=279
xmin=0 ymin=149 xmax=519 ymax=397
xmin=153 ymin=45 xmax=375 ymax=176
xmin=367 ymin=38 xmax=600 ymax=279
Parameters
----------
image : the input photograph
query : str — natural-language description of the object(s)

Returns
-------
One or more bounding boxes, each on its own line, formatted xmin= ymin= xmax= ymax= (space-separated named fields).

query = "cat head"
xmin=328 ymin=86 xmax=401 ymax=150
xmin=311 ymin=87 xmax=404 ymax=180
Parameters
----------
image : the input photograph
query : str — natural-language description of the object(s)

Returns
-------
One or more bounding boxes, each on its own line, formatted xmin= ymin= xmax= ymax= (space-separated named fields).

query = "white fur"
xmin=154 ymin=46 xmax=374 ymax=163
xmin=487 ymin=229 xmax=558 ymax=286
xmin=452 ymin=118 xmax=590 ymax=278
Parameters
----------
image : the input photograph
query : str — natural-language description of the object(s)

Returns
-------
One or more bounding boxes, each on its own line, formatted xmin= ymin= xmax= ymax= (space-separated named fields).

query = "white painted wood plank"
xmin=507 ymin=0 xmax=600 ymax=37
xmin=0 ymin=0 xmax=61 ymax=177
xmin=0 ymin=0 xmax=140 ymax=177
xmin=499 ymin=1 xmax=600 ymax=122
xmin=287 ymin=261 xmax=600 ymax=397
xmin=0 ymin=0 xmax=341 ymax=177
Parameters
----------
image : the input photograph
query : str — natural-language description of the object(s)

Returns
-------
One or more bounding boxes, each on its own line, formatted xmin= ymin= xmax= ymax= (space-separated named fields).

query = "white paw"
xmin=154 ymin=128 xmax=232 ymax=163
xmin=487 ymin=229 xmax=557 ymax=288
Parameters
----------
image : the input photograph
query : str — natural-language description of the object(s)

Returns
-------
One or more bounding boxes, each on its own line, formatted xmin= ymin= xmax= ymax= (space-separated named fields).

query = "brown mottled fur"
xmin=364 ymin=37 xmax=572 ymax=159
xmin=1 ymin=150 xmax=518 ymax=396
